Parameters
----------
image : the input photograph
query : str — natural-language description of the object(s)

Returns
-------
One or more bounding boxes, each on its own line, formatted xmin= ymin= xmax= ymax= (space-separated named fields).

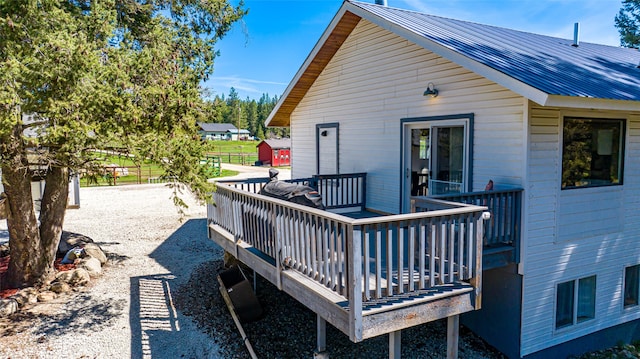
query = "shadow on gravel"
xmin=33 ymin=293 xmax=126 ymax=336
xmin=130 ymin=218 xmax=223 ymax=359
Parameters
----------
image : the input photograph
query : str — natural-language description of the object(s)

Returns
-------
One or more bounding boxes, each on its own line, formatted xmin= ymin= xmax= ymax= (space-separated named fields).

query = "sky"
xmin=204 ymin=0 xmax=624 ymax=100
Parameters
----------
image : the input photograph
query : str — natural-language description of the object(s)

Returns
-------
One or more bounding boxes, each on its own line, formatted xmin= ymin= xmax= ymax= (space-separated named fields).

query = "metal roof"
xmin=266 ymin=1 xmax=640 ymax=127
xmin=198 ymin=122 xmax=237 ymax=132
xmin=351 ymin=1 xmax=640 ymax=102
xmin=259 ymin=138 xmax=291 ymax=149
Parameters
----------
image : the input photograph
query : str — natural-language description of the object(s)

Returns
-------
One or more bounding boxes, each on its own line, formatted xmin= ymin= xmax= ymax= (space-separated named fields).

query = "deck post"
xmin=347 ymin=225 xmax=363 ymax=342
xmin=389 ymin=330 xmax=401 ymax=359
xmin=447 ymin=315 xmax=459 ymax=359
xmin=314 ymin=314 xmax=328 ymax=359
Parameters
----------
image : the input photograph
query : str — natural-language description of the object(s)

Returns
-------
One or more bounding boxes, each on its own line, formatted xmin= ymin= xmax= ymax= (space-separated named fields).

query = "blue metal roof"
xmin=198 ymin=122 xmax=237 ymax=132
xmin=350 ymin=1 xmax=640 ymax=102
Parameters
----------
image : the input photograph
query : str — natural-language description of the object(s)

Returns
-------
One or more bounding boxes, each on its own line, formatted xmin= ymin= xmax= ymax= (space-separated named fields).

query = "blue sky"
xmin=204 ymin=0 xmax=623 ymax=100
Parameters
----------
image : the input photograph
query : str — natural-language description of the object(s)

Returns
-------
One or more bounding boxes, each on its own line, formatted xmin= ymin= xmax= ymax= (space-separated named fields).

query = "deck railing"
xmin=218 ymin=172 xmax=366 ymax=211
xmin=429 ymin=188 xmax=523 ymax=246
xmin=208 ymin=177 xmax=488 ymax=311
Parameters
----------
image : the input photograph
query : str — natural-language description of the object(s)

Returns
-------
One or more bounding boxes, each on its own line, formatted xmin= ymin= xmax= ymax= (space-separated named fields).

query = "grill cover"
xmin=259 ymin=170 xmax=324 ymax=209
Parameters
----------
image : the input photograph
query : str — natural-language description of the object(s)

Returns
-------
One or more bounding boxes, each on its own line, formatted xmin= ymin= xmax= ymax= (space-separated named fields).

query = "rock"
xmin=78 ymin=257 xmax=102 ymax=277
xmin=50 ymin=281 xmax=71 ymax=294
xmin=58 ymin=231 xmax=94 ymax=256
xmin=83 ymin=243 xmax=107 ymax=265
xmin=0 ymin=243 xmax=8 ymax=257
xmin=55 ymin=268 xmax=90 ymax=286
xmin=0 ymin=298 xmax=18 ymax=317
xmin=37 ymin=291 xmax=57 ymax=302
xmin=10 ymin=287 xmax=38 ymax=307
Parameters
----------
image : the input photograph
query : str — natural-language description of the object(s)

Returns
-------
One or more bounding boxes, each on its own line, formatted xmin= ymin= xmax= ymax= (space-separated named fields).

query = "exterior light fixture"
xmin=423 ymin=82 xmax=438 ymax=97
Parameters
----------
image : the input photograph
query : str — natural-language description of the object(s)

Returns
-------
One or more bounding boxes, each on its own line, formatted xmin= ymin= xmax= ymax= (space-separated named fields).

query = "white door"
xmin=317 ymin=124 xmax=338 ymax=175
xmin=402 ymin=118 xmax=470 ymax=212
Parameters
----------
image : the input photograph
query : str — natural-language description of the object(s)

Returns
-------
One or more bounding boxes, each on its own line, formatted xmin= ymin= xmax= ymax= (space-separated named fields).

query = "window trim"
xmin=554 ymin=275 xmax=597 ymax=332
xmin=623 ymin=264 xmax=640 ymax=310
xmin=561 ymin=117 xmax=625 ymax=190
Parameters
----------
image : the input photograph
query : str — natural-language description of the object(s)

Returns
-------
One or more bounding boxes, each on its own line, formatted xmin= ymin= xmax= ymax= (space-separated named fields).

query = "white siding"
xmin=522 ymin=106 xmax=640 ymax=356
xmin=290 ymin=20 xmax=525 ymax=214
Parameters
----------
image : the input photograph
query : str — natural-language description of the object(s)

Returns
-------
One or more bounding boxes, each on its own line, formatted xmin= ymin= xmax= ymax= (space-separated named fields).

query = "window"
xmin=624 ymin=265 xmax=640 ymax=308
xmin=555 ymin=275 xmax=596 ymax=329
xmin=562 ymin=118 xmax=624 ymax=189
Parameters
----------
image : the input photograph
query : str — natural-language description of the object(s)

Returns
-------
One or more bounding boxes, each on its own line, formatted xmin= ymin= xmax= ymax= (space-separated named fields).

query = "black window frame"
xmin=624 ymin=264 xmax=640 ymax=309
xmin=555 ymin=275 xmax=597 ymax=330
xmin=561 ymin=117 xmax=625 ymax=190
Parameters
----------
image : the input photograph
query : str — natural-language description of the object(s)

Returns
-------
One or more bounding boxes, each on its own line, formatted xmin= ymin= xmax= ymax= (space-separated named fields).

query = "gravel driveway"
xmin=0 ymin=183 xmax=225 ymax=358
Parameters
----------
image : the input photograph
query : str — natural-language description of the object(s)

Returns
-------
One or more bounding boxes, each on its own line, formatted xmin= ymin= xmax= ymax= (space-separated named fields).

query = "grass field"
xmin=207 ymin=140 xmax=259 ymax=165
xmin=81 ymin=154 xmax=236 ymax=187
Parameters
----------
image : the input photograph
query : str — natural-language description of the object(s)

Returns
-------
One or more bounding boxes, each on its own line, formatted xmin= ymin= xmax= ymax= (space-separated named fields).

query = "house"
xmin=229 ymin=128 xmax=251 ymax=141
xmin=198 ymin=122 xmax=237 ymax=140
xmin=257 ymin=139 xmax=292 ymax=166
xmin=256 ymin=1 xmax=640 ymax=358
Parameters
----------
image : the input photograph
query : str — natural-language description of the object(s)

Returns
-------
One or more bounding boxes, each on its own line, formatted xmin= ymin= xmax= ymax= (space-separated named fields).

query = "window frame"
xmin=555 ymin=275 xmax=597 ymax=331
xmin=561 ymin=117 xmax=625 ymax=190
xmin=624 ymin=264 xmax=640 ymax=310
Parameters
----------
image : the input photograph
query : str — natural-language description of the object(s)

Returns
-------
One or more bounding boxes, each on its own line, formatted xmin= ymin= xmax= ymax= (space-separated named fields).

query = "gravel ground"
xmin=0 ymin=172 xmax=507 ymax=359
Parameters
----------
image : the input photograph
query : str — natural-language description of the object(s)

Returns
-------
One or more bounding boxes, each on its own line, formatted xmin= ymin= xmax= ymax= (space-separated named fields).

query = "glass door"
xmin=402 ymin=118 xmax=469 ymax=212
xmin=430 ymin=126 xmax=465 ymax=195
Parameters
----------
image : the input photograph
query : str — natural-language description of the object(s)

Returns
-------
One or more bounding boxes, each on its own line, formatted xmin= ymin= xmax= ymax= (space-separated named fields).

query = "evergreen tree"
xmin=0 ymin=0 xmax=246 ymax=288
xmin=615 ymin=0 xmax=640 ymax=48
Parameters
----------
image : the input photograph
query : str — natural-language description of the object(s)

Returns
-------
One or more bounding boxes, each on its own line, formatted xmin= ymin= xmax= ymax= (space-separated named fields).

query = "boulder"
xmin=55 ymin=268 xmax=90 ymax=286
xmin=10 ymin=287 xmax=38 ymax=307
xmin=83 ymin=243 xmax=107 ymax=265
xmin=58 ymin=232 xmax=94 ymax=256
xmin=37 ymin=291 xmax=57 ymax=302
xmin=49 ymin=281 xmax=71 ymax=294
xmin=78 ymin=257 xmax=102 ymax=277
xmin=0 ymin=298 xmax=18 ymax=317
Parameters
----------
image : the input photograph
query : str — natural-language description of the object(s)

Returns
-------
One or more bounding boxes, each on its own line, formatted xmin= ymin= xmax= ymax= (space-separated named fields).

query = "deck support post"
xmin=447 ymin=315 xmax=459 ymax=359
xmin=389 ymin=330 xmax=401 ymax=359
xmin=314 ymin=314 xmax=328 ymax=359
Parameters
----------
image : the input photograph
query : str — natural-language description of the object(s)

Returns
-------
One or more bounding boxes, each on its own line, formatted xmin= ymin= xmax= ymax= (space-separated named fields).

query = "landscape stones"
xmin=55 ymin=268 xmax=91 ymax=286
xmin=36 ymin=291 xmax=57 ymax=302
xmin=79 ymin=257 xmax=102 ymax=277
xmin=49 ymin=281 xmax=71 ymax=294
xmin=58 ymin=231 xmax=94 ymax=255
xmin=10 ymin=288 xmax=38 ymax=307
xmin=0 ymin=298 xmax=18 ymax=317
xmin=83 ymin=243 xmax=107 ymax=265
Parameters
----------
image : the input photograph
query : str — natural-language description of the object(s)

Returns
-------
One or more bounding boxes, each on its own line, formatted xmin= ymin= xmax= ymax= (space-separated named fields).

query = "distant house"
xmin=257 ymin=139 xmax=291 ymax=166
xmin=198 ymin=123 xmax=237 ymax=140
xmin=229 ymin=129 xmax=251 ymax=141
xmin=262 ymin=1 xmax=640 ymax=358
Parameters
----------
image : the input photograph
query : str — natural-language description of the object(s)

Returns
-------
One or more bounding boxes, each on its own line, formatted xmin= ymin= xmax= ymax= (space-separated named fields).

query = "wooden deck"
xmin=207 ymin=173 xmax=522 ymax=357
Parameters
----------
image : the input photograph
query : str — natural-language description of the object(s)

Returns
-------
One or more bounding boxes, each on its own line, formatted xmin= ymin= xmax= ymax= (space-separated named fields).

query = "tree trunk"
xmin=1 ymin=125 xmax=42 ymax=289
xmin=38 ymin=165 xmax=69 ymax=280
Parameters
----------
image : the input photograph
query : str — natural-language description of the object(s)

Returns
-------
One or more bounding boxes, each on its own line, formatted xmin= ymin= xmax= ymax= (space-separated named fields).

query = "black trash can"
xmin=217 ymin=266 xmax=263 ymax=323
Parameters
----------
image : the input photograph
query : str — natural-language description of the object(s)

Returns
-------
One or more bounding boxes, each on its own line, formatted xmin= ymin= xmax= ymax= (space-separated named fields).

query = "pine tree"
xmin=615 ymin=0 xmax=640 ymax=48
xmin=0 ymin=0 xmax=246 ymax=288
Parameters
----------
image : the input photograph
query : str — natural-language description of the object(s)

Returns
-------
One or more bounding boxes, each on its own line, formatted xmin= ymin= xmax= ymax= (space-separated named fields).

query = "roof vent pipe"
xmin=375 ymin=0 xmax=387 ymax=6
xmin=572 ymin=22 xmax=580 ymax=47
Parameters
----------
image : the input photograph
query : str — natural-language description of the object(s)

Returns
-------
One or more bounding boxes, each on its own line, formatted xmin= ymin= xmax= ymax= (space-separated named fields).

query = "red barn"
xmin=257 ymin=139 xmax=291 ymax=166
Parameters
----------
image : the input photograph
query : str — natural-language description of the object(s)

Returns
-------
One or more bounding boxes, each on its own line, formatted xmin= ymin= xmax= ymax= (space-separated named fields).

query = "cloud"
xmin=204 ymin=76 xmax=288 ymax=98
